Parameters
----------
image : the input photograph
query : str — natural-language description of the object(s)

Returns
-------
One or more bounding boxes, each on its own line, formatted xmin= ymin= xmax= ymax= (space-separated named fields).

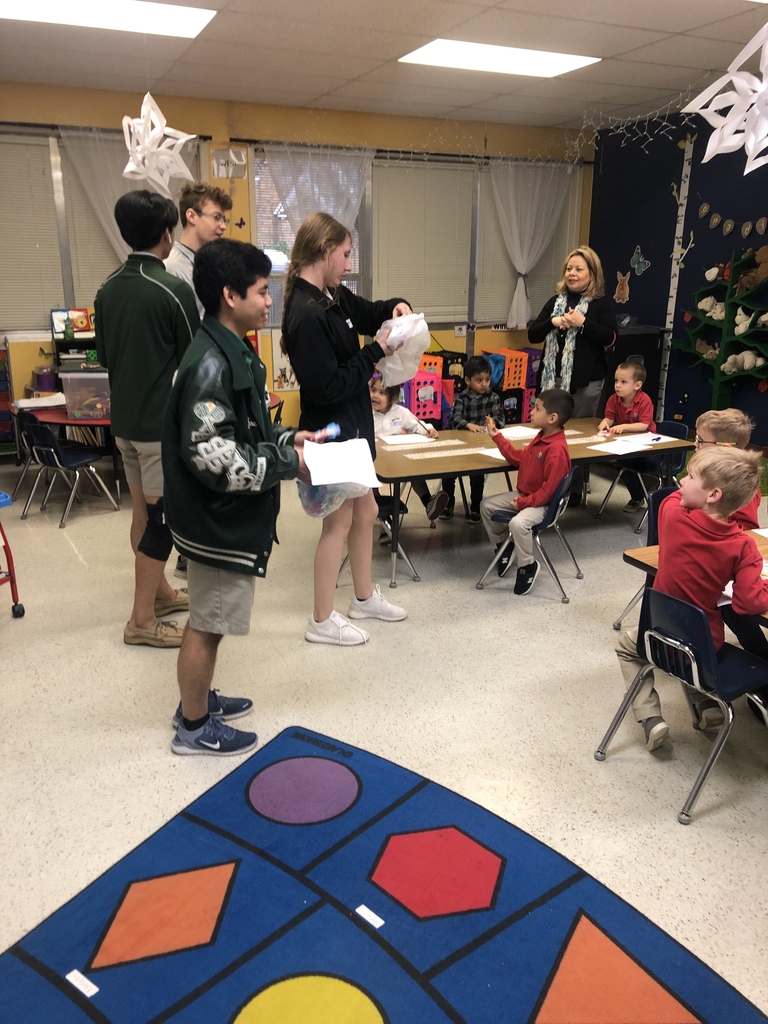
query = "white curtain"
xmin=261 ymin=142 xmax=374 ymax=235
xmin=490 ymin=161 xmax=573 ymax=329
xmin=59 ymin=128 xmax=198 ymax=261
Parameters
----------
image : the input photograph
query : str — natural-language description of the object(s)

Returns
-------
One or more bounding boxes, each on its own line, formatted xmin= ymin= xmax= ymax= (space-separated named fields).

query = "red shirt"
xmin=492 ymin=429 xmax=571 ymax=510
xmin=730 ymin=486 xmax=761 ymax=532
xmin=604 ymin=390 xmax=656 ymax=431
xmin=655 ymin=491 xmax=768 ymax=650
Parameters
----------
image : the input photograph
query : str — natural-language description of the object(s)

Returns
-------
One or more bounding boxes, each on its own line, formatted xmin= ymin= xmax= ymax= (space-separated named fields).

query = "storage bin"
xmin=407 ymin=370 xmax=442 ymax=420
xmin=418 ymin=352 xmax=442 ymax=376
xmin=440 ymin=351 xmax=467 ymax=392
xmin=59 ymin=371 xmax=110 ymax=419
xmin=33 ymin=367 xmax=58 ymax=392
xmin=483 ymin=348 xmax=528 ymax=390
xmin=521 ymin=387 xmax=537 ymax=423
xmin=499 ymin=388 xmax=524 ymax=424
xmin=522 ymin=347 xmax=543 ymax=388
xmin=441 ymin=378 xmax=455 ymax=429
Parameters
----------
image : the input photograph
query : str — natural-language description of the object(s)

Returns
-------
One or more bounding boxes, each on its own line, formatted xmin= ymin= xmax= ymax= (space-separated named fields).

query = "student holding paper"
xmin=282 ymin=212 xmax=412 ymax=646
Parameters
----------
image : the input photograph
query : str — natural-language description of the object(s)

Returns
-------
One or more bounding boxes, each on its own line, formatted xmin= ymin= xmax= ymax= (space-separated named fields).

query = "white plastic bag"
xmin=376 ymin=313 xmax=431 ymax=387
xmin=297 ymin=481 xmax=369 ymax=518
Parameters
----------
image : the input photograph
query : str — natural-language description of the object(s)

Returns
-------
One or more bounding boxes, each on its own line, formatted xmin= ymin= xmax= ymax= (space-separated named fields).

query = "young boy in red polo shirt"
xmin=480 ymin=388 xmax=574 ymax=595
xmin=598 ymin=359 xmax=656 ymax=513
xmin=615 ymin=446 xmax=768 ymax=751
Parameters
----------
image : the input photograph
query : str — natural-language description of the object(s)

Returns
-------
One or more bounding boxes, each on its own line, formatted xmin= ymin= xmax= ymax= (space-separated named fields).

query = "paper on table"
xmin=717 ymin=560 xmax=768 ymax=606
xmin=499 ymin=425 xmax=538 ymax=439
xmin=473 ymin=447 xmax=510 ymax=460
xmin=15 ymin=393 xmax=67 ymax=410
xmin=303 ymin=439 xmax=381 ymax=488
xmin=752 ymin=528 xmax=768 ymax=538
xmin=587 ymin=440 xmax=652 ymax=455
xmin=379 ymin=433 xmax=434 ymax=445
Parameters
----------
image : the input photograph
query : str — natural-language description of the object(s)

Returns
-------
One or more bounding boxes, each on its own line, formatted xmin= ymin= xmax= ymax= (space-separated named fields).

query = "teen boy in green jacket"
xmin=163 ymin=239 xmax=310 ymax=756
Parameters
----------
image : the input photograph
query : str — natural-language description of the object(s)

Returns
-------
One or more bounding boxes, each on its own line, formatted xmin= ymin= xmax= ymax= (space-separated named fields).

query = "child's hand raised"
xmin=485 ymin=416 xmax=499 ymax=437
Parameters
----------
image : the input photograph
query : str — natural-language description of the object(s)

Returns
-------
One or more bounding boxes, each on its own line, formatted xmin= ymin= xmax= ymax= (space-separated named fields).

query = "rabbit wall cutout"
xmin=614 ymin=271 xmax=630 ymax=304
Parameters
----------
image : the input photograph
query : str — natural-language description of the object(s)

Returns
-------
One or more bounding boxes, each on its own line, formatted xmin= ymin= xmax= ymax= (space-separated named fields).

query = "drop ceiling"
xmin=1 ymin=0 xmax=766 ymax=129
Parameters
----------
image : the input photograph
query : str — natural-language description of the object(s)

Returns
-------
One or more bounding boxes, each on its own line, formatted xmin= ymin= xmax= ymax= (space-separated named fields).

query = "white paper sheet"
xmin=587 ymin=440 xmax=653 ymax=455
xmin=473 ymin=447 xmax=510 ymax=461
xmin=752 ymin=528 xmax=768 ymax=538
xmin=303 ymin=439 xmax=380 ymax=488
xmin=716 ymin=560 xmax=768 ymax=606
xmin=379 ymin=433 xmax=435 ymax=445
xmin=499 ymin=425 xmax=538 ymax=439
xmin=15 ymin=393 xmax=67 ymax=410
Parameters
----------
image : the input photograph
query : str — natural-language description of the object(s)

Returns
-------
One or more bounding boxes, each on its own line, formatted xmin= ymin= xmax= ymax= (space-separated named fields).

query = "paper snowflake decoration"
xmin=683 ymin=23 xmax=768 ymax=175
xmin=122 ymin=93 xmax=196 ymax=198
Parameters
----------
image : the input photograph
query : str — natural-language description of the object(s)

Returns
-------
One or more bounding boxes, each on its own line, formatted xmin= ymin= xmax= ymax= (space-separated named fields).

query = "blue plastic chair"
xmin=595 ymin=420 xmax=689 ymax=534
xmin=595 ymin=587 xmax=768 ymax=824
xmin=475 ymin=466 xmax=583 ymax=603
xmin=612 ymin=484 xmax=678 ymax=631
xmin=22 ymin=421 xmax=118 ymax=528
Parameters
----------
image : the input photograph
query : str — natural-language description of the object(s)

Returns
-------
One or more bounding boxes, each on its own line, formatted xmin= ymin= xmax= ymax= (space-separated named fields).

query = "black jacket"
xmin=283 ymin=278 xmax=406 ymax=457
xmin=162 ymin=316 xmax=299 ymax=577
xmin=528 ymin=292 xmax=617 ymax=393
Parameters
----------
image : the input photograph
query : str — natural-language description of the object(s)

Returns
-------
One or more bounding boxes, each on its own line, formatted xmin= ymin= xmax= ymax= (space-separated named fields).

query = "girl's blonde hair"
xmin=281 ymin=211 xmax=351 ymax=332
xmin=556 ymin=246 xmax=605 ymax=301
xmin=688 ymin=446 xmax=762 ymax=517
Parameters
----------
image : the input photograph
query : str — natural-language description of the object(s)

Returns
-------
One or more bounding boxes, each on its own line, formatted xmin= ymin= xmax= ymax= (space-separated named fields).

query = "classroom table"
xmin=12 ymin=405 xmax=121 ymax=504
xmin=623 ymin=531 xmax=768 ymax=626
xmin=374 ymin=417 xmax=694 ymax=588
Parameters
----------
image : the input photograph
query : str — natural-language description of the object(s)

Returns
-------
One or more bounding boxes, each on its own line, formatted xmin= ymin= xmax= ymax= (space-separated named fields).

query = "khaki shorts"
xmin=188 ymin=559 xmax=255 ymax=636
xmin=115 ymin=437 xmax=164 ymax=496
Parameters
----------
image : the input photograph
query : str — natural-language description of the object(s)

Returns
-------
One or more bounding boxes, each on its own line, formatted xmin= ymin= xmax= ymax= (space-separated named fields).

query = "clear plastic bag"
xmin=297 ymin=480 xmax=369 ymax=518
xmin=376 ymin=313 xmax=431 ymax=387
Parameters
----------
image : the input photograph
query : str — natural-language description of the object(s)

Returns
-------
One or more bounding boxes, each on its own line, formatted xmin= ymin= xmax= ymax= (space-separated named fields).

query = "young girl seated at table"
xmin=370 ymin=375 xmax=449 ymax=522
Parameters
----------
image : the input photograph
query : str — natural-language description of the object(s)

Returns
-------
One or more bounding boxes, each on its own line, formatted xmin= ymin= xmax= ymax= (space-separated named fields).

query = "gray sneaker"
xmin=642 ymin=716 xmax=669 ymax=751
xmin=172 ymin=689 xmax=253 ymax=728
xmin=171 ymin=715 xmax=257 ymax=756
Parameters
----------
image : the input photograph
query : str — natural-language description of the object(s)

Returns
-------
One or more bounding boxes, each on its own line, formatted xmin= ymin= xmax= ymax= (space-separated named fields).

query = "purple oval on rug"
xmin=247 ymin=756 xmax=361 ymax=825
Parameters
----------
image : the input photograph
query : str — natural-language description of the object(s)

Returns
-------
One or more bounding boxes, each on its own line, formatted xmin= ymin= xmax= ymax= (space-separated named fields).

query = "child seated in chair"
xmin=479 ymin=388 xmax=574 ymax=596
xmin=440 ymin=355 xmax=503 ymax=523
xmin=615 ymin=446 xmax=768 ymax=752
xmin=370 ymin=375 xmax=449 ymax=522
xmin=597 ymin=359 xmax=656 ymax=513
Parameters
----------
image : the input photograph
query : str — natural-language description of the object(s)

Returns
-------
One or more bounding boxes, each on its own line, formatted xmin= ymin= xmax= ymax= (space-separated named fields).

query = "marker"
xmin=651 ymin=436 xmax=662 ymax=442
xmin=312 ymin=422 xmax=341 ymax=442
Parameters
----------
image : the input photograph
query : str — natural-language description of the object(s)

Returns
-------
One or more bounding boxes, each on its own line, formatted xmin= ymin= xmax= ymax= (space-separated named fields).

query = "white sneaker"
xmin=305 ymin=610 xmax=369 ymax=646
xmin=348 ymin=585 xmax=407 ymax=621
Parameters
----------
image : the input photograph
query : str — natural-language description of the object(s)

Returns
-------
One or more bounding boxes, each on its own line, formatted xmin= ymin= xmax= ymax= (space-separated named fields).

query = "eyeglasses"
xmin=199 ymin=212 xmax=230 ymax=225
xmin=694 ymin=434 xmax=735 ymax=447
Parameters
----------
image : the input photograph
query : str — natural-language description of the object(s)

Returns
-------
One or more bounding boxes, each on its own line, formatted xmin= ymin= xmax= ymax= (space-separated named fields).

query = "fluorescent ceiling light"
xmin=0 ymin=0 xmax=217 ymax=38
xmin=400 ymin=39 xmax=600 ymax=78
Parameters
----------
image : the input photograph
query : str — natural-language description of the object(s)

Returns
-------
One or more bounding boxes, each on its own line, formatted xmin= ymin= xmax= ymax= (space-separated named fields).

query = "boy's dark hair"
xmin=464 ymin=355 xmax=491 ymax=380
xmin=193 ymin=239 xmax=272 ymax=317
xmin=618 ymin=359 xmax=646 ymax=384
xmin=539 ymin=388 xmax=574 ymax=427
xmin=179 ymin=182 xmax=233 ymax=227
xmin=114 ymin=190 xmax=178 ymax=251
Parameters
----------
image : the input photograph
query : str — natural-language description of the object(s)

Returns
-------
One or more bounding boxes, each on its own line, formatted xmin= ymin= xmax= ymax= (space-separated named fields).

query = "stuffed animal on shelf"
xmin=704 ymin=263 xmax=727 ymax=283
xmin=697 ymin=295 xmax=716 ymax=313
xmin=695 ymin=337 xmax=720 ymax=361
xmin=758 ymin=312 xmax=768 ymax=327
xmin=721 ymin=348 xmax=767 ymax=374
xmin=735 ymin=246 xmax=768 ymax=294
xmin=734 ymin=307 xmax=755 ymax=335
xmin=710 ymin=301 xmax=726 ymax=320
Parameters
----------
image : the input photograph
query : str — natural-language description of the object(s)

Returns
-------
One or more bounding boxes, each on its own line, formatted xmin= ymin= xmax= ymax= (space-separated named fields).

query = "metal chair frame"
xmin=596 ymin=588 xmax=768 ymax=824
xmin=475 ymin=466 xmax=583 ymax=603
xmin=612 ymin=485 xmax=678 ymax=631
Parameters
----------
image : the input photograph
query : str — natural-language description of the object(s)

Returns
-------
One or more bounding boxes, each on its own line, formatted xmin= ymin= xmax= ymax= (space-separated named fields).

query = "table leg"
xmin=109 ymin=431 xmax=121 ymax=505
xmin=389 ymin=481 xmax=401 ymax=588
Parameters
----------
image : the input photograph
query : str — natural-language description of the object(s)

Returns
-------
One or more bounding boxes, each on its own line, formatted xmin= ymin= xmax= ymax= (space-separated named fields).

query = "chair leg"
xmin=595 ymin=664 xmax=655 ymax=760
xmin=20 ymin=466 xmax=46 ymax=519
xmin=87 ymin=466 xmax=120 ymax=511
xmin=534 ymin=533 xmax=569 ymax=603
xmin=40 ymin=469 xmax=60 ymax=511
xmin=677 ymin=701 xmax=734 ymax=825
xmin=475 ymin=535 xmax=514 ymax=590
xmin=59 ymin=469 xmax=81 ymax=528
xmin=633 ymin=475 xmax=653 ymax=535
xmin=612 ymin=584 xmax=643 ymax=631
xmin=380 ymin=520 xmax=420 ymax=582
xmin=553 ymin=524 xmax=583 ymax=579
xmin=10 ymin=458 xmax=31 ymax=500
xmin=457 ymin=477 xmax=470 ymax=516
xmin=595 ymin=470 xmax=621 ymax=518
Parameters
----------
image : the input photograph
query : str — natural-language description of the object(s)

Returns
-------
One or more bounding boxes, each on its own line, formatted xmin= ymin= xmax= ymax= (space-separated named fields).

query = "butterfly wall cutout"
xmin=630 ymin=246 xmax=651 ymax=276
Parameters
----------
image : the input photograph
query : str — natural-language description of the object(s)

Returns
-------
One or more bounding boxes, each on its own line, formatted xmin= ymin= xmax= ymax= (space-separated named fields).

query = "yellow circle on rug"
xmin=233 ymin=975 xmax=386 ymax=1024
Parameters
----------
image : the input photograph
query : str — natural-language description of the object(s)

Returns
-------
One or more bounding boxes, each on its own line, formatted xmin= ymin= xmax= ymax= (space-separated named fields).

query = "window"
xmin=372 ymin=160 xmax=474 ymax=323
xmin=61 ymin=149 xmax=121 ymax=305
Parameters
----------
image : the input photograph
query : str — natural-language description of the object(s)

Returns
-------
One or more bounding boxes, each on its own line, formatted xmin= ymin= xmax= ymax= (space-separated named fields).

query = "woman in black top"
xmin=282 ymin=212 xmax=412 ymax=646
xmin=528 ymin=245 xmax=617 ymax=417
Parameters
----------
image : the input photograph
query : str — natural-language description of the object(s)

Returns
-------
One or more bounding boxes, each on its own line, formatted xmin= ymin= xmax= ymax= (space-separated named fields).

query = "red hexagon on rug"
xmin=368 ymin=826 xmax=505 ymax=919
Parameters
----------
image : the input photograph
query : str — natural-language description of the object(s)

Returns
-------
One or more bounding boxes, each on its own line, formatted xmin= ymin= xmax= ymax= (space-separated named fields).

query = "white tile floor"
xmin=1 ymin=458 xmax=767 ymax=1012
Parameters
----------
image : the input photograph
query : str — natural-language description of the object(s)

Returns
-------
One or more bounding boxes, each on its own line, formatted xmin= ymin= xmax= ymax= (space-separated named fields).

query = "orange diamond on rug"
xmin=535 ymin=912 xmax=701 ymax=1024
xmin=88 ymin=860 xmax=238 ymax=970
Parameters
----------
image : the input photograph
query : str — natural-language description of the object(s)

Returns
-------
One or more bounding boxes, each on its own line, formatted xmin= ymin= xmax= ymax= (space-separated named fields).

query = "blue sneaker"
xmin=172 ymin=688 xmax=253 ymax=728
xmin=171 ymin=715 xmax=258 ymax=756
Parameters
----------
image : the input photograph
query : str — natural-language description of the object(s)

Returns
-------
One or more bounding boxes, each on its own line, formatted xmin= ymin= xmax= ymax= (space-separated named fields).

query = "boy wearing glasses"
xmin=165 ymin=183 xmax=233 ymax=318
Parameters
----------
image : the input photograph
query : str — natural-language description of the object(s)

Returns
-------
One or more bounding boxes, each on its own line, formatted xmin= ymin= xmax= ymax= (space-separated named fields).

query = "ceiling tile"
xmin=307 ymin=95 xmax=457 ymax=117
xmin=324 ymin=80 xmax=503 ymax=107
xmin=158 ymin=63 xmax=352 ymax=93
xmin=558 ymin=59 xmax=722 ymax=91
xmin=495 ymin=0 xmax=750 ymax=34
xmin=156 ymin=82 xmax=325 ymax=106
xmin=0 ymin=22 xmax=191 ymax=59
xmin=0 ymin=66 xmax=167 ymax=93
xmin=225 ymin=0 xmax=495 ymax=35
xmin=460 ymin=93 xmax=621 ymax=117
xmin=447 ymin=107 xmax=566 ymax=125
xmin=0 ymin=46 xmax=173 ymax=80
xmin=441 ymin=9 xmax=668 ymax=58
xmin=173 ymin=39 xmax=385 ymax=78
xmin=619 ymin=34 xmax=746 ymax=68
xmin=356 ymin=61 xmax=544 ymax=94
xmin=514 ymin=79 xmax=676 ymax=106
xmin=687 ymin=7 xmax=768 ymax=45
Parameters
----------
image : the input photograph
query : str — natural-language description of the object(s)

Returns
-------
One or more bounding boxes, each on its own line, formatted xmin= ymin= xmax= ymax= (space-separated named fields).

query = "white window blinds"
xmin=475 ymin=164 xmax=583 ymax=325
xmin=372 ymin=161 xmax=473 ymax=322
xmin=61 ymin=149 xmax=121 ymax=306
xmin=0 ymin=136 xmax=64 ymax=330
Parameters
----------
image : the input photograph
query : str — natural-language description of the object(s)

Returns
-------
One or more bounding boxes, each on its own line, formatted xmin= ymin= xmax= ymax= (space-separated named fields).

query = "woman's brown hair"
xmin=555 ymin=246 xmax=605 ymax=301
xmin=281 ymin=212 xmax=351 ymax=349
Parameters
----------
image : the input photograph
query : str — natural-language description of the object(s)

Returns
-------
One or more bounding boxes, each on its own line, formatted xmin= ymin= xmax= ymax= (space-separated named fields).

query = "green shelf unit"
xmin=673 ymin=248 xmax=768 ymax=410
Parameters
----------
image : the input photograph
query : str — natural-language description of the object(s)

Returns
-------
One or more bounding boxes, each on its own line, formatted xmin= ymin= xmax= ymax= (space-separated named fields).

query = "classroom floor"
xmin=1 ymin=457 xmax=767 ymax=1014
